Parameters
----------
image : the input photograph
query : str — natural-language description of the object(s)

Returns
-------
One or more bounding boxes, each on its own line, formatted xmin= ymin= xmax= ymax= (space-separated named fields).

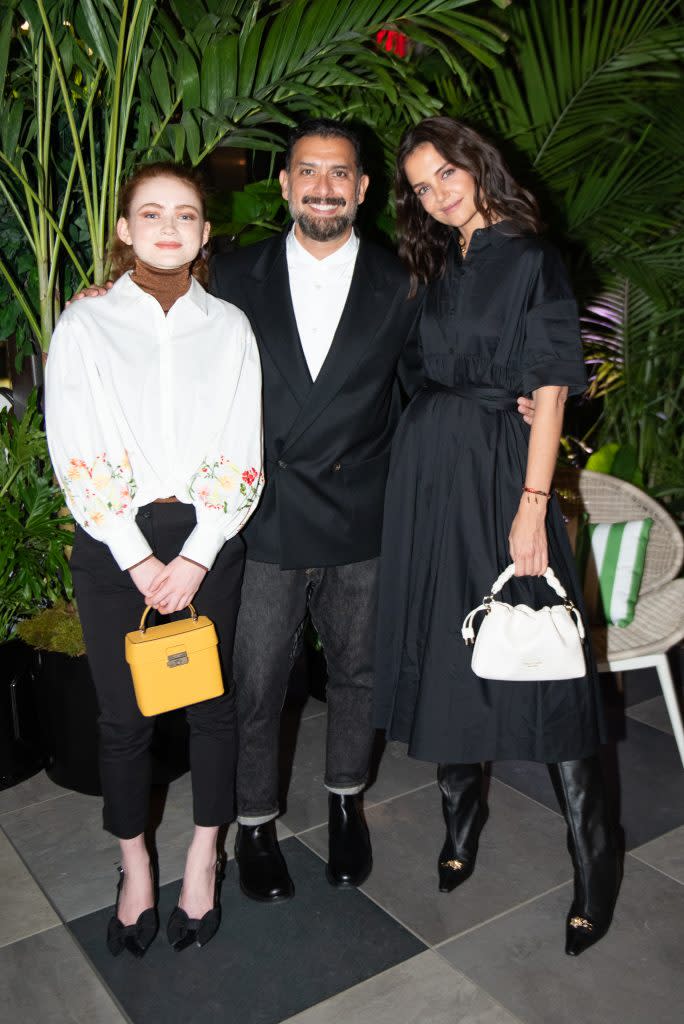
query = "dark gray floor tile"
xmin=493 ymin=716 xmax=684 ymax=849
xmin=69 ymin=837 xmax=425 ymax=1024
xmin=0 ymin=925 xmax=127 ymax=1023
xmin=631 ymin=824 xmax=684 ymax=884
xmin=302 ymin=779 xmax=571 ymax=946
xmin=440 ymin=856 xmax=684 ymax=1024
xmin=626 ymin=695 xmax=674 ymax=735
xmin=0 ymin=769 xmax=69 ymax=816
xmin=0 ymin=829 xmax=60 ymax=948
xmin=280 ymin=950 xmax=524 ymax=1024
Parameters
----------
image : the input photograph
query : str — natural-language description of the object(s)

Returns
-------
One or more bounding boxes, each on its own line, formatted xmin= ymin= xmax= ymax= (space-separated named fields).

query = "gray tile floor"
xmin=1 ymin=665 xmax=682 ymax=1024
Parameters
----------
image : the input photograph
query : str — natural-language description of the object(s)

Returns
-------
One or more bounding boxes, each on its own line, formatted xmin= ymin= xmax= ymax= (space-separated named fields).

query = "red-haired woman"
xmin=374 ymin=119 xmax=620 ymax=956
xmin=46 ymin=163 xmax=263 ymax=956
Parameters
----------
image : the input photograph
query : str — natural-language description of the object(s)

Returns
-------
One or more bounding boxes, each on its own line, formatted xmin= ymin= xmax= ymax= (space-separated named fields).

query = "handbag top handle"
xmin=491 ymin=564 xmax=569 ymax=601
xmin=138 ymin=603 xmax=198 ymax=634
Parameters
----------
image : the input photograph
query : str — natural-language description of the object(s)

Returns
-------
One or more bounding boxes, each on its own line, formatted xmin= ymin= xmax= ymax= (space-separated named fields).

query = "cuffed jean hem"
xmin=237 ymin=811 xmax=278 ymax=826
xmin=325 ymin=782 xmax=365 ymax=795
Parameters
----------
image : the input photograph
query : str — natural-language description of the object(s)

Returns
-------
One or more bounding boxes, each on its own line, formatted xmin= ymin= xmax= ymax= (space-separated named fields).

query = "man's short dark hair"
xmin=284 ymin=119 xmax=364 ymax=175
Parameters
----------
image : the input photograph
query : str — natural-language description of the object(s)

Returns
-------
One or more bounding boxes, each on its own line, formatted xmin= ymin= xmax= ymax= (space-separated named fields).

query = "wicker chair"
xmin=554 ymin=467 xmax=684 ymax=766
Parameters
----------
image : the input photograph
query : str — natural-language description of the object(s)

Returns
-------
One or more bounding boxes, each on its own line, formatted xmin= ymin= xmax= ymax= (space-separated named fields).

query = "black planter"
xmin=0 ymin=640 xmax=45 ymax=791
xmin=35 ymin=651 xmax=102 ymax=796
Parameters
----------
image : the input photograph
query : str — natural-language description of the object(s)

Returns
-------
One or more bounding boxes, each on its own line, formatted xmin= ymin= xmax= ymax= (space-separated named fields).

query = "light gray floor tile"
xmin=626 ymin=695 xmax=674 ymax=735
xmin=280 ymin=711 xmax=330 ymax=832
xmin=301 ymin=779 xmax=571 ymax=946
xmin=0 ymin=829 xmax=60 ymax=948
xmin=0 ymin=769 xmax=70 ymax=816
xmin=280 ymin=950 xmax=524 ymax=1024
xmin=365 ymin=739 xmax=437 ymax=807
xmin=0 ymin=925 xmax=127 ymax=1023
xmin=631 ymin=824 xmax=684 ymax=884
xmin=280 ymin=711 xmax=436 ymax=835
xmin=440 ymin=856 xmax=684 ymax=1024
xmin=1 ymin=788 xmax=126 ymax=921
xmin=1 ymin=770 xmax=292 ymax=922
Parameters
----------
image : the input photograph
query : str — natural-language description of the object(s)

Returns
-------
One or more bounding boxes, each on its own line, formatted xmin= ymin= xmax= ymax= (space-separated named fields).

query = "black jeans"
xmin=71 ymin=503 xmax=244 ymax=839
xmin=233 ymin=557 xmax=379 ymax=821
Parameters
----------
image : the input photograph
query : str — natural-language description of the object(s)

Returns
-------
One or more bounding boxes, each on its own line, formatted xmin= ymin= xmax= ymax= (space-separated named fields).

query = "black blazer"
xmin=210 ymin=231 xmax=423 ymax=569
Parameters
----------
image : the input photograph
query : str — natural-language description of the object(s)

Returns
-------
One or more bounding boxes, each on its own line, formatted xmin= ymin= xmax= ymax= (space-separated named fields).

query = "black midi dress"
xmin=374 ymin=223 xmax=604 ymax=765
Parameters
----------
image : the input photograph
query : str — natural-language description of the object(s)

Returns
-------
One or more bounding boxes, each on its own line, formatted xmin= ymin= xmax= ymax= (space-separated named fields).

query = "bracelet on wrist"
xmin=522 ymin=485 xmax=552 ymax=504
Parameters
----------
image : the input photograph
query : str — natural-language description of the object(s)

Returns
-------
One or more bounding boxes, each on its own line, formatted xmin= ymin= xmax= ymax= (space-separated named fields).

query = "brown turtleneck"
xmin=131 ymin=258 xmax=192 ymax=314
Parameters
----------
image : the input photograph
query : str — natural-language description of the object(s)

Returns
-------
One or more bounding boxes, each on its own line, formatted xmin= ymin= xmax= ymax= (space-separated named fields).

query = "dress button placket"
xmin=159 ymin=312 xmax=174 ymax=482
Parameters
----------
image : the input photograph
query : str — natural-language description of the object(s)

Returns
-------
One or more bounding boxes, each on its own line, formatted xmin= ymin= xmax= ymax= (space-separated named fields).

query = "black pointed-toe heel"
xmin=106 ymin=866 xmax=159 ymax=958
xmin=167 ymin=853 xmax=226 ymax=952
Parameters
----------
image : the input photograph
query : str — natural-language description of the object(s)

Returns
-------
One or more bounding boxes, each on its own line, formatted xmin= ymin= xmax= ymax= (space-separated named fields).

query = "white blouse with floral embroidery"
xmin=45 ymin=272 xmax=264 ymax=571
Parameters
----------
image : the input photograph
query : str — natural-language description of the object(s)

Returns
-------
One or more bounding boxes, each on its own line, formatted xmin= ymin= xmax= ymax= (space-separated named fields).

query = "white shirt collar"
xmin=114 ymin=270 xmax=209 ymax=316
xmin=286 ymin=226 xmax=359 ymax=271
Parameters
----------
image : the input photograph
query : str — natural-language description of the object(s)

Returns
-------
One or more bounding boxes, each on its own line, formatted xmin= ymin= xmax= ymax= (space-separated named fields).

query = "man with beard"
xmin=210 ymin=119 xmax=425 ymax=902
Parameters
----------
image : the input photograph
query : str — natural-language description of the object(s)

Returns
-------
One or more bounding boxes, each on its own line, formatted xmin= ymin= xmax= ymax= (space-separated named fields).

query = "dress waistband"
xmin=423 ymin=380 xmax=518 ymax=411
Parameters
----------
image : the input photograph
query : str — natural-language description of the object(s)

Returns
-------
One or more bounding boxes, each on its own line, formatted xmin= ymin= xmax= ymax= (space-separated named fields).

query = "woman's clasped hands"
xmin=129 ymin=555 xmax=207 ymax=614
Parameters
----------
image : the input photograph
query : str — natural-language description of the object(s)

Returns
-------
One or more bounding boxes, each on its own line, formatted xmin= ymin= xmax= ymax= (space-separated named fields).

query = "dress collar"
xmin=286 ymin=225 xmax=359 ymax=270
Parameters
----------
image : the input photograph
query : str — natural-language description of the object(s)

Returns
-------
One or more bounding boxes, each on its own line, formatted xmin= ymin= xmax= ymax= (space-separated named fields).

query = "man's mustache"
xmin=302 ymin=196 xmax=347 ymax=207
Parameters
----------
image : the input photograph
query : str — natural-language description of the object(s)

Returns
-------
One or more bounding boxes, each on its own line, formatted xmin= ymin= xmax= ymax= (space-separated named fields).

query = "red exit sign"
xmin=376 ymin=29 xmax=409 ymax=58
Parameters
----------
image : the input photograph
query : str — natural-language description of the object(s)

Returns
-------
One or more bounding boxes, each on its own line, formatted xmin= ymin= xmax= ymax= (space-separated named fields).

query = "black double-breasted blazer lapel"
xmin=239 ymin=233 xmax=313 ymax=407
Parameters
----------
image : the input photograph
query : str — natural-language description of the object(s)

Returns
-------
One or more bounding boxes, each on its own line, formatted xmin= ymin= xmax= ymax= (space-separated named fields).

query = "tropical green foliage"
xmin=0 ymin=0 xmax=509 ymax=353
xmin=0 ymin=392 xmax=74 ymax=643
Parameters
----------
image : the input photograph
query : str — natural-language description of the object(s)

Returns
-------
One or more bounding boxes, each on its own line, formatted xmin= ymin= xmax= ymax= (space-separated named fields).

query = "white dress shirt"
xmin=45 ymin=272 xmax=263 ymax=571
xmin=286 ymin=228 xmax=359 ymax=380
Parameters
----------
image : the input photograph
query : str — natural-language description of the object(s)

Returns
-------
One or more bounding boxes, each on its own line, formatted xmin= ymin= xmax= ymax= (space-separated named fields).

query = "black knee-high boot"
xmin=548 ymin=756 xmax=622 ymax=956
xmin=437 ymin=763 xmax=486 ymax=893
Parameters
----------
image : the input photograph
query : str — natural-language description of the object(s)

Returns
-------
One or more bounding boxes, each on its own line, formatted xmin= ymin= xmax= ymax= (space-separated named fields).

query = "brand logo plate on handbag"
xmin=167 ymin=651 xmax=189 ymax=668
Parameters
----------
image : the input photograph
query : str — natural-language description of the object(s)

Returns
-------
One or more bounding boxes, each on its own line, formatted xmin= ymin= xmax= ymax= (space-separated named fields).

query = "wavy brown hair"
xmin=109 ymin=162 xmax=209 ymax=285
xmin=396 ymin=118 xmax=542 ymax=296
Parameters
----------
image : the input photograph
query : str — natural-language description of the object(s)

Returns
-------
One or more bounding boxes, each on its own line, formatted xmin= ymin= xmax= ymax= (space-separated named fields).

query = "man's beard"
xmin=290 ymin=194 xmax=358 ymax=242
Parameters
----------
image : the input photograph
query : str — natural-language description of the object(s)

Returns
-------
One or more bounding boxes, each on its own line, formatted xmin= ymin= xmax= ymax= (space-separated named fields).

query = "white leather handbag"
xmin=461 ymin=564 xmax=586 ymax=681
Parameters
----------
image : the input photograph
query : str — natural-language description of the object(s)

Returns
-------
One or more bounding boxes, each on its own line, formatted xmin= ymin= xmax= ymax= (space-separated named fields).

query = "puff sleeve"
xmin=522 ymin=244 xmax=587 ymax=397
xmin=180 ymin=319 xmax=264 ymax=570
xmin=45 ymin=311 xmax=152 ymax=570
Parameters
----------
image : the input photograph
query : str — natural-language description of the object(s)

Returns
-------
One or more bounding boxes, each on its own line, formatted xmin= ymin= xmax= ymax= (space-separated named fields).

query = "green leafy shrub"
xmin=0 ymin=391 xmax=74 ymax=644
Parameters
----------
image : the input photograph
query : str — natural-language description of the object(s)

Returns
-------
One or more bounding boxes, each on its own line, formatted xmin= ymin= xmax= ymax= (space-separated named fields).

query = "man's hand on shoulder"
xmin=65 ymin=281 xmax=113 ymax=306
xmin=517 ymin=396 xmax=535 ymax=426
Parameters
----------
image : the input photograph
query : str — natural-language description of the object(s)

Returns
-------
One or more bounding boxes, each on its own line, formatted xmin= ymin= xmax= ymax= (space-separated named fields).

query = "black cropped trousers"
xmin=71 ymin=503 xmax=244 ymax=839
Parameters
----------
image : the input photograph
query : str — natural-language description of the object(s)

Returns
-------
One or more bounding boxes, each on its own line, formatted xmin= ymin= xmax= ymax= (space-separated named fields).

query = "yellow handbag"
xmin=125 ymin=604 xmax=224 ymax=717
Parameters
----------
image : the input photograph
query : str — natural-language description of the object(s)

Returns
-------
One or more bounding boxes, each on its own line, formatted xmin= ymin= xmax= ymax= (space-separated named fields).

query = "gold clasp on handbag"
xmin=138 ymin=603 xmax=198 ymax=633
xmin=167 ymin=651 xmax=189 ymax=668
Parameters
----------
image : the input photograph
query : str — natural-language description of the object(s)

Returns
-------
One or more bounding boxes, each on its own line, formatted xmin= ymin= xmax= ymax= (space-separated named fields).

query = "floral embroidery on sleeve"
xmin=189 ymin=456 xmax=264 ymax=516
xmin=62 ymin=451 xmax=137 ymax=528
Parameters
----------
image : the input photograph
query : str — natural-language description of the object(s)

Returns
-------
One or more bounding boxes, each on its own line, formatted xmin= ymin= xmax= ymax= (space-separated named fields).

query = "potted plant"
xmin=0 ymin=391 xmax=75 ymax=789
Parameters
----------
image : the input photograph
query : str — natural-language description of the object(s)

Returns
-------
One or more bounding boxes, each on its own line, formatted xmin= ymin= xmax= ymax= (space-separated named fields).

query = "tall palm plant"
xmin=0 ymin=0 xmax=509 ymax=354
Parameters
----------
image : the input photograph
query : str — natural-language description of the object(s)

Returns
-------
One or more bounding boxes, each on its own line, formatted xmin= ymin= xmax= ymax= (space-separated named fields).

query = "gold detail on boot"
xmin=440 ymin=859 xmax=464 ymax=871
xmin=569 ymin=916 xmax=594 ymax=931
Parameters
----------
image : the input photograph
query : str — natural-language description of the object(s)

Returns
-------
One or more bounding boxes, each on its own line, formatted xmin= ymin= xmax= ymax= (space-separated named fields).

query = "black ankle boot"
xmin=437 ymin=763 xmax=486 ymax=893
xmin=234 ymin=821 xmax=294 ymax=902
xmin=326 ymin=793 xmax=372 ymax=887
xmin=549 ymin=756 xmax=622 ymax=956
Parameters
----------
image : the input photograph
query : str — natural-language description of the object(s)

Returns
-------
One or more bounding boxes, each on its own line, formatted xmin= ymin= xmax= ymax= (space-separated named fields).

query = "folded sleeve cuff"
xmin=106 ymin=522 xmax=153 ymax=571
xmin=180 ymin=523 xmax=226 ymax=571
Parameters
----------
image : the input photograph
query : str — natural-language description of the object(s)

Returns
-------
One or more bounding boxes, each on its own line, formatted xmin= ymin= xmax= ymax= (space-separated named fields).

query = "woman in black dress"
xmin=374 ymin=118 xmax=620 ymax=956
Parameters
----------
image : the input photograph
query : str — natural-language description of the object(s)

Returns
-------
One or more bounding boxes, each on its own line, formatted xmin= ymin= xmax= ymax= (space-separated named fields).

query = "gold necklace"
xmin=458 ymin=235 xmax=467 ymax=258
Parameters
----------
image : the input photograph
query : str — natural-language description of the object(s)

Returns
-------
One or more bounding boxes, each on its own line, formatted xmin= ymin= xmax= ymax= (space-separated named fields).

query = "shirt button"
xmin=278 ymin=460 xmax=288 ymax=470
xmin=331 ymin=462 xmax=341 ymax=472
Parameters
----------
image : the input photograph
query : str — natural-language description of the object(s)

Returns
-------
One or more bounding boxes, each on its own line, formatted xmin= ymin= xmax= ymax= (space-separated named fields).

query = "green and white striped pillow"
xmin=576 ymin=518 xmax=653 ymax=628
